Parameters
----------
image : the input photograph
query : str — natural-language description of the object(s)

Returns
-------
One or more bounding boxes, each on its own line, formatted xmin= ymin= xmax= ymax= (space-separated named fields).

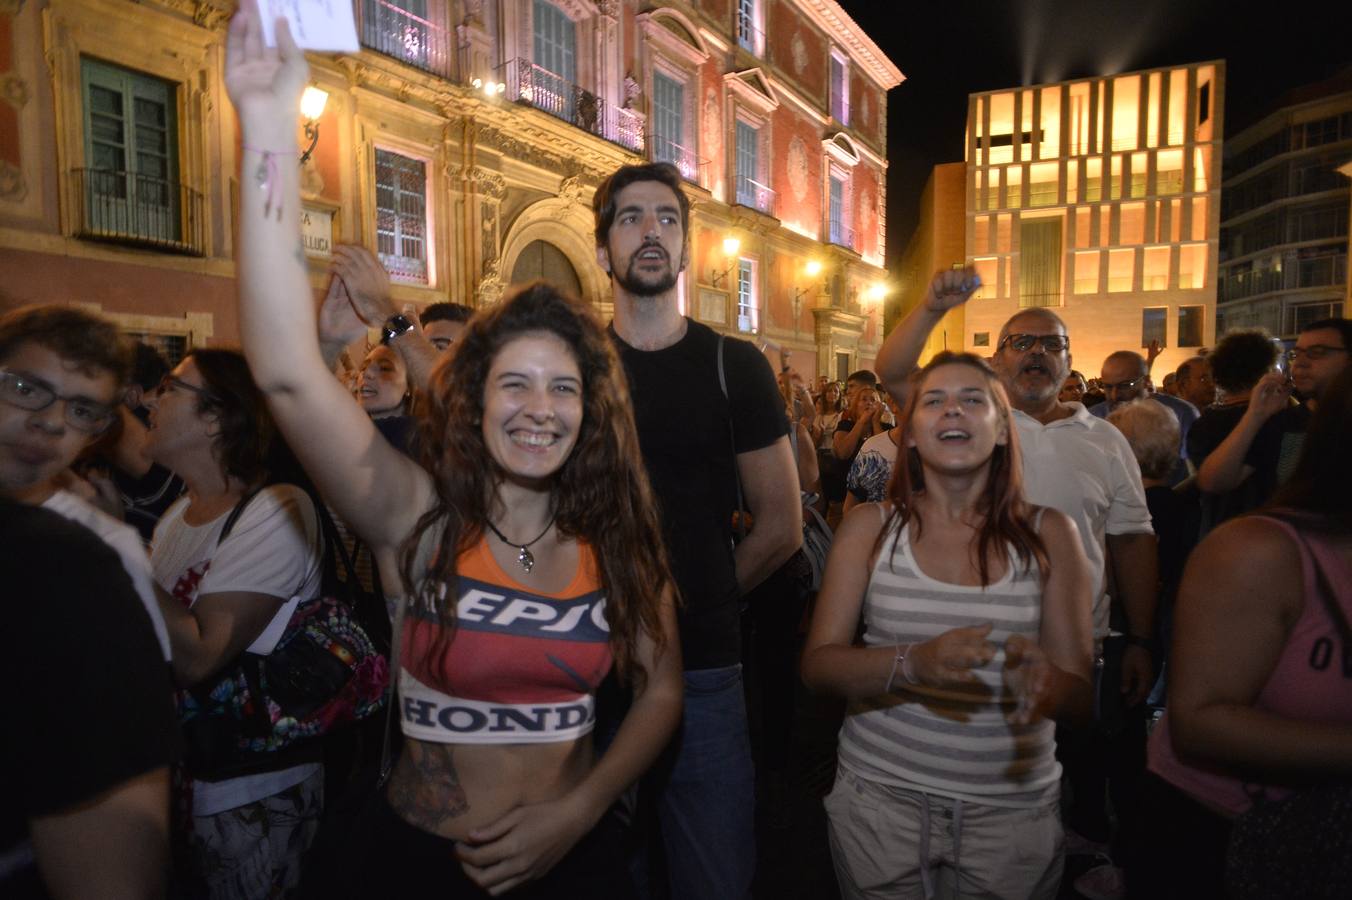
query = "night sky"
xmin=836 ymin=0 xmax=1352 ymax=269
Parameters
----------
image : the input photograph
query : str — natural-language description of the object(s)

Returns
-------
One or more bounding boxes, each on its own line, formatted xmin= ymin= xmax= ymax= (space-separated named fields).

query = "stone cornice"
xmin=792 ymin=0 xmax=903 ymax=90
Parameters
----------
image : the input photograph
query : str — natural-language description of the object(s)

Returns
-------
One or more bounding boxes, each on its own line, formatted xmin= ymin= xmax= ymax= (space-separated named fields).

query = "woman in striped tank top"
xmin=803 ymin=352 xmax=1094 ymax=900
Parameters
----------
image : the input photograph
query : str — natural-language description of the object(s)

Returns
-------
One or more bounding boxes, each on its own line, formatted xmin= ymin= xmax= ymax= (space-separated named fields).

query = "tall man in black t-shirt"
xmin=594 ymin=162 xmax=801 ymax=900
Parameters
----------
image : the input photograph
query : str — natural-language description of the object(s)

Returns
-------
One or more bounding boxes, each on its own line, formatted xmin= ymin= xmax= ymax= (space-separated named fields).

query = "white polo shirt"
xmin=1012 ymin=402 xmax=1154 ymax=637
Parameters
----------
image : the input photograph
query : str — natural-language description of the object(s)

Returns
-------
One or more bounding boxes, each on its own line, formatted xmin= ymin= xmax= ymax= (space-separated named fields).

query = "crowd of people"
xmin=4 ymin=6 xmax=1351 ymax=900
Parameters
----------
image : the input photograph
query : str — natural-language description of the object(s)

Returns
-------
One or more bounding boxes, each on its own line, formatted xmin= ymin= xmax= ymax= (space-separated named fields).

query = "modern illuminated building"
xmin=891 ymin=161 xmax=965 ymax=363
xmin=1216 ymin=71 xmax=1352 ymax=338
xmin=960 ymin=62 xmax=1223 ymax=376
xmin=0 ymin=0 xmax=900 ymax=378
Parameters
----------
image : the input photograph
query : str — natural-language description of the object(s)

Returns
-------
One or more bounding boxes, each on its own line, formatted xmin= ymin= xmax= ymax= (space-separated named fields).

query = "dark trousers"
xmin=1125 ymin=773 xmax=1230 ymax=899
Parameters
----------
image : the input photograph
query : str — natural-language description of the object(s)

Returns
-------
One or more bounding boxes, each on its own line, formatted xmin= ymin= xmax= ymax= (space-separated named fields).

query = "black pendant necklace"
xmin=485 ymin=517 xmax=555 ymax=573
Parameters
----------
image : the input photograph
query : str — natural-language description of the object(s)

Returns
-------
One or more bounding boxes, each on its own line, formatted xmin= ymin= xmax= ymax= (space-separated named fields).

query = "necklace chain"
xmin=485 ymin=517 xmax=555 ymax=573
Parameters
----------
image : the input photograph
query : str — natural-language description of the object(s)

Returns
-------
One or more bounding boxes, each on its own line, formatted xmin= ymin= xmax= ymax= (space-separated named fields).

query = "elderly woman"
xmin=224 ymin=7 xmax=682 ymax=896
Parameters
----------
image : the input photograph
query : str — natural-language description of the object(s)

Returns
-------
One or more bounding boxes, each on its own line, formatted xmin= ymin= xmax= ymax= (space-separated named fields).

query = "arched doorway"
xmin=509 ymin=239 xmax=583 ymax=299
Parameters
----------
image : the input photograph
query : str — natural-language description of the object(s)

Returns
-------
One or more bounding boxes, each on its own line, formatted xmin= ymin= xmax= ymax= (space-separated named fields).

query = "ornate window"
xmin=374 ymin=148 xmax=429 ymax=284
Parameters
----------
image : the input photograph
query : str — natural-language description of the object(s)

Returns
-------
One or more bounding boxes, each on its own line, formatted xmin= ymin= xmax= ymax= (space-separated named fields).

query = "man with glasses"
xmin=0 ymin=304 xmax=175 ymax=898
xmin=1088 ymin=350 xmax=1198 ymax=485
xmin=876 ymin=270 xmax=1158 ymax=888
xmin=1197 ymin=318 xmax=1350 ymax=498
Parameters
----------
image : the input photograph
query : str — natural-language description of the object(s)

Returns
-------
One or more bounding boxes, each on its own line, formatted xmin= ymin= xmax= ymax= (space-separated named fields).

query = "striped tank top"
xmin=836 ymin=511 xmax=1060 ymax=808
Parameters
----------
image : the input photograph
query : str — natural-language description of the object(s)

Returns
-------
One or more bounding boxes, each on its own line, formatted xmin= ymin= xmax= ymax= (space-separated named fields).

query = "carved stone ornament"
xmin=468 ymin=167 xmax=506 ymax=200
xmin=462 ymin=0 xmax=484 ymax=26
xmin=702 ymin=88 xmax=721 ymax=162
xmin=478 ymin=258 xmax=504 ymax=306
xmin=597 ymin=0 xmax=619 ymax=19
xmin=791 ymin=33 xmax=808 ymax=76
xmin=558 ymin=174 xmax=584 ymax=203
xmin=0 ymin=161 xmax=27 ymax=202
xmin=1 ymin=73 xmax=29 ymax=109
xmin=623 ymin=73 xmax=641 ymax=109
xmin=192 ymin=0 xmax=230 ymax=31
xmin=787 ymin=136 xmax=809 ymax=203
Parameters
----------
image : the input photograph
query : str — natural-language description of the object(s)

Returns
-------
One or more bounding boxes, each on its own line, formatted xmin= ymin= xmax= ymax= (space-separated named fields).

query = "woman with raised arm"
xmin=802 ymin=352 xmax=1093 ymax=900
xmin=224 ymin=6 xmax=682 ymax=897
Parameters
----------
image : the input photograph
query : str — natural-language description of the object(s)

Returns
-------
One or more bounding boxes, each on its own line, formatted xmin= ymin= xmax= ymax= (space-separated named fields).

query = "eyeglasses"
xmin=1286 ymin=345 xmax=1347 ymax=363
xmin=1102 ymin=376 xmax=1145 ymax=394
xmin=156 ymin=374 xmax=219 ymax=404
xmin=998 ymin=333 xmax=1070 ymax=353
xmin=0 ymin=370 xmax=116 ymax=434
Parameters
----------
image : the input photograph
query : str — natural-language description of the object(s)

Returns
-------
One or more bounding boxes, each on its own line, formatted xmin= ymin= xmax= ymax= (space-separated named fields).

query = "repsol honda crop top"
xmin=398 ymin=535 xmax=613 ymax=744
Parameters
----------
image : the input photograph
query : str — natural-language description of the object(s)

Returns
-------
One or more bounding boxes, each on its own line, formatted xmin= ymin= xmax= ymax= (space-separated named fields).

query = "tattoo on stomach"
xmin=387 ymin=741 xmax=470 ymax=830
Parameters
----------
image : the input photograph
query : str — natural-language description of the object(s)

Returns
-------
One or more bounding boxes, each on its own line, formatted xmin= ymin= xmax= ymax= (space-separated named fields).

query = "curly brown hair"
xmin=400 ymin=282 xmax=675 ymax=687
xmin=883 ymin=351 xmax=1049 ymax=586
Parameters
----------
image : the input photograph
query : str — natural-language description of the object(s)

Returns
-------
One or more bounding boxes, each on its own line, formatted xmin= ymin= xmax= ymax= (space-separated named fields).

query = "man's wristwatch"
xmin=380 ymin=313 xmax=415 ymax=346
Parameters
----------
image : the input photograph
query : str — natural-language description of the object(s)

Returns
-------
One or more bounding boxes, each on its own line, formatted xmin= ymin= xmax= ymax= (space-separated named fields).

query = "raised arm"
xmin=1195 ymin=372 xmax=1289 ymax=493
xmin=875 ymin=267 xmax=980 ymax=399
xmin=224 ymin=5 xmax=430 ymax=551
xmin=1168 ymin=517 xmax=1352 ymax=776
xmin=329 ymin=244 xmax=442 ymax=391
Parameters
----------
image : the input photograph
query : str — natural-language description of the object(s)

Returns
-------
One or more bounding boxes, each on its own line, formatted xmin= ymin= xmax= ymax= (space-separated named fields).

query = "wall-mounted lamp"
xmin=793 ymin=259 xmax=823 ymax=304
xmin=863 ymin=282 xmax=889 ymax=306
xmin=299 ymin=86 xmax=329 ymax=165
xmin=711 ymin=236 xmax=741 ymax=287
xmin=472 ymin=77 xmax=507 ymax=97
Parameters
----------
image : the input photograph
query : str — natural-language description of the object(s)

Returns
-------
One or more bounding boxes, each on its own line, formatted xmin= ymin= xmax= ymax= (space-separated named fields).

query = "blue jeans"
xmin=654 ymin=664 xmax=756 ymax=900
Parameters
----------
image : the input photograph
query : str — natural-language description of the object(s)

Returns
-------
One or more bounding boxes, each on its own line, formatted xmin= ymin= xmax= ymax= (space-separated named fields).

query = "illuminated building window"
xmin=533 ymin=0 xmax=576 ymax=84
xmin=1120 ymin=202 xmax=1146 ymax=244
xmin=1085 ymin=157 xmax=1102 ymax=202
xmin=1169 ymin=199 xmax=1182 ymax=242
xmin=1069 ymin=83 xmax=1092 ymax=155
xmin=1193 ymin=145 xmax=1212 ymax=192
xmin=972 ymin=257 xmax=998 ymax=299
xmin=1074 ymin=209 xmax=1092 ymax=248
xmin=1039 ymin=86 xmax=1061 ymax=158
xmin=1099 ymin=207 xmax=1112 ymax=247
xmin=1178 ymin=305 xmax=1204 ymax=347
xmin=830 ymin=51 xmax=850 ymax=125
xmin=737 ymin=0 xmax=763 ymax=55
xmin=375 ymin=148 xmax=429 ymax=284
xmin=1019 ymin=218 xmax=1062 ymax=308
xmin=1168 ymin=69 xmax=1187 ymax=145
xmin=1066 ymin=159 xmax=1079 ymax=204
xmin=1142 ymin=307 xmax=1167 ymax=348
xmin=1074 ymin=250 xmax=1101 ymax=294
xmin=79 ymin=58 xmax=183 ymax=247
xmin=827 ymin=167 xmax=852 ymax=248
xmin=1029 ymin=162 xmax=1058 ymax=207
xmin=735 ymin=120 xmax=771 ymax=214
xmin=1191 ymin=197 xmax=1208 ymax=241
xmin=736 ymin=258 xmax=757 ymax=333
xmin=1112 ymin=74 xmax=1140 ymax=151
xmin=1155 ymin=148 xmax=1183 ymax=195
xmin=359 ymin=0 xmax=450 ymax=78
xmin=651 ymin=71 xmax=695 ymax=179
xmin=996 ymin=214 xmax=1012 ymax=252
xmin=1005 ymin=165 xmax=1022 ymax=209
xmin=986 ymin=169 xmax=1001 ymax=210
xmin=973 ymin=216 xmax=990 ymax=255
xmin=1179 ymin=243 xmax=1207 ymax=289
xmin=1146 ymin=72 xmax=1162 ymax=148
xmin=1143 ymin=246 xmax=1170 ymax=291
xmin=1108 ymin=247 xmax=1135 ymax=292
xmin=1129 ymin=152 xmax=1148 ymax=198
xmin=1110 ymin=155 xmax=1123 ymax=200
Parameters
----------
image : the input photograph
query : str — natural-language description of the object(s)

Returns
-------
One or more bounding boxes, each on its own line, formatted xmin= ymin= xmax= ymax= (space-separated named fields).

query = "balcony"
xmin=651 ymin=135 xmax=707 ymax=184
xmin=504 ymin=59 xmax=643 ymax=153
xmin=69 ymin=168 xmax=204 ymax=256
xmin=360 ymin=0 xmax=453 ymax=79
xmin=735 ymin=176 xmax=775 ymax=215
xmin=828 ymin=219 xmax=856 ymax=251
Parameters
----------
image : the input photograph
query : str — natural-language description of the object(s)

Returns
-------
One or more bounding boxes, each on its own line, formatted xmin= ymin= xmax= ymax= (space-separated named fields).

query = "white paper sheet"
xmin=258 ymin=0 xmax=360 ymax=53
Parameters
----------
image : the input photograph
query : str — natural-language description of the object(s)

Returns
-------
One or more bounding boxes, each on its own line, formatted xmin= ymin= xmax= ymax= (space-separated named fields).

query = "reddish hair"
xmin=882 ymin=352 xmax=1049 ymax=586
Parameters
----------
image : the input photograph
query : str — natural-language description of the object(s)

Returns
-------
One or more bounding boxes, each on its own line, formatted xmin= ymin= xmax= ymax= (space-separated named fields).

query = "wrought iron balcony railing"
xmin=735 ymin=176 xmax=776 ymax=215
xmin=651 ymin=135 xmax=707 ymax=184
xmin=69 ymin=168 xmax=204 ymax=255
xmin=504 ymin=59 xmax=643 ymax=153
xmin=360 ymin=0 xmax=453 ymax=79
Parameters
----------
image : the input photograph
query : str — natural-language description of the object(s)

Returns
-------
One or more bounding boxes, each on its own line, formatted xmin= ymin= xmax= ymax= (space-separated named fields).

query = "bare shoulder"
xmin=1193 ymin=515 xmax=1301 ymax=576
xmin=1036 ymin=506 xmax=1080 ymax=544
xmin=837 ymin=501 xmax=889 ymax=542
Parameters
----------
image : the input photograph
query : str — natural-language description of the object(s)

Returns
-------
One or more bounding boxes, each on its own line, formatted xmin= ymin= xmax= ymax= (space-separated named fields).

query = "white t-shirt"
xmin=813 ymin=412 xmax=843 ymax=451
xmin=151 ymin=484 xmax=324 ymax=815
xmin=846 ymin=430 xmax=899 ymax=503
xmin=43 ymin=489 xmax=171 ymax=660
xmin=1013 ymin=403 xmax=1154 ymax=638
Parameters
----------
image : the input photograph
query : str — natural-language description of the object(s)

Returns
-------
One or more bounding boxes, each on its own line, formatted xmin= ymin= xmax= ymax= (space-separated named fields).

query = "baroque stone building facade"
xmin=0 ymin=0 xmax=900 ymax=377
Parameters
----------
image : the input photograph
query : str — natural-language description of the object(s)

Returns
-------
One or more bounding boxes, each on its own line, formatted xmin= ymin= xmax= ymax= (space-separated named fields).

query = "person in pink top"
xmin=1135 ymin=364 xmax=1352 ymax=899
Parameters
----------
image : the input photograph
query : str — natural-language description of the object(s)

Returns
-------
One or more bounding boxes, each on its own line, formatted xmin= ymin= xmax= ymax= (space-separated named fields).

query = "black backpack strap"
xmin=217 ymin=488 xmax=264 ymax=546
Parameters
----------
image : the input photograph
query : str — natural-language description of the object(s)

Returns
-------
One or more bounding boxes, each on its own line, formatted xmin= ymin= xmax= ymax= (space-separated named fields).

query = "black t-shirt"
xmin=1 ymin=501 xmax=178 ymax=898
xmin=610 ymin=320 xmax=788 ymax=669
xmin=1247 ymin=403 xmax=1311 ymax=490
